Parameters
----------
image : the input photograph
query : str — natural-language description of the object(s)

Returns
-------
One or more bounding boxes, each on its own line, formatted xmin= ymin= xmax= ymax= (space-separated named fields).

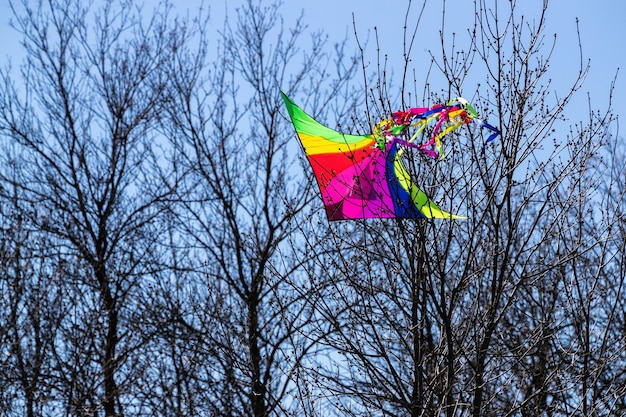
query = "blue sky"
xmin=1 ymin=0 xmax=624 ymax=128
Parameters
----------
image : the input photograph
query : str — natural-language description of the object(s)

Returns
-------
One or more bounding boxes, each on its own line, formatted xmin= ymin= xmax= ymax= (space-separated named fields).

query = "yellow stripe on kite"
xmin=296 ymin=132 xmax=376 ymax=155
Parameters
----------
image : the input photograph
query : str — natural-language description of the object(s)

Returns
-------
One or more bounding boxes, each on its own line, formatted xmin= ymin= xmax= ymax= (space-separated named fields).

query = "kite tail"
xmin=476 ymin=119 xmax=501 ymax=153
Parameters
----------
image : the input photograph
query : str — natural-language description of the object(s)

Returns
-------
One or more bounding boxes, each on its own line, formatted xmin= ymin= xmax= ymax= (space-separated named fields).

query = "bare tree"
xmin=1 ymin=0 xmax=361 ymax=415
xmin=305 ymin=1 xmax=623 ymax=416
xmin=0 ymin=0 xmax=187 ymax=415
xmin=158 ymin=0 xmax=359 ymax=416
xmin=0 ymin=159 xmax=67 ymax=417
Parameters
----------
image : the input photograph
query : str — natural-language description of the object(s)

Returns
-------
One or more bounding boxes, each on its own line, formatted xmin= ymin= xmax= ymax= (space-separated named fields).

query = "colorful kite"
xmin=281 ymin=91 xmax=499 ymax=221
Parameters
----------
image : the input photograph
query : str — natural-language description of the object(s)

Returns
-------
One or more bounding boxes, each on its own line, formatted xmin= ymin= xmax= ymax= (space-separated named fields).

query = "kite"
xmin=281 ymin=91 xmax=499 ymax=221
